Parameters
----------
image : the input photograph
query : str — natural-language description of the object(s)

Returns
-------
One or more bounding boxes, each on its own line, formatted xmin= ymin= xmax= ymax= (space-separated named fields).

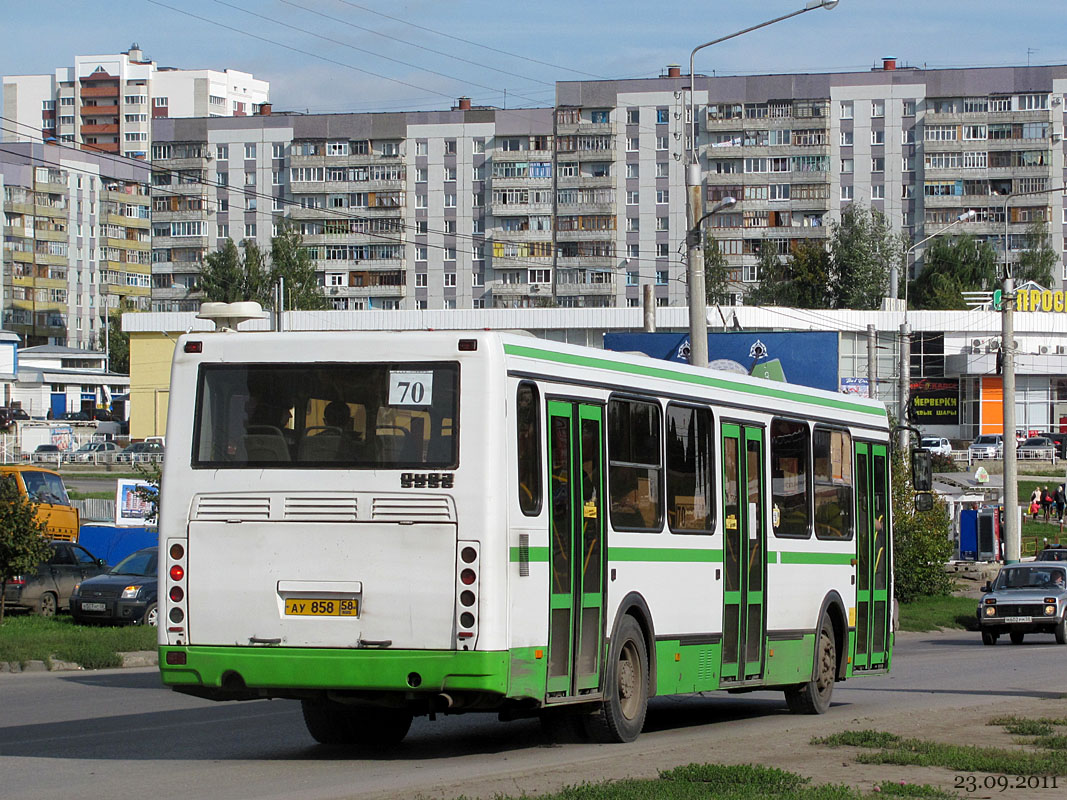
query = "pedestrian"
xmin=1056 ymin=484 xmax=1066 ymax=522
xmin=1031 ymin=487 xmax=1042 ymax=521
xmin=1042 ymin=486 xmax=1053 ymax=523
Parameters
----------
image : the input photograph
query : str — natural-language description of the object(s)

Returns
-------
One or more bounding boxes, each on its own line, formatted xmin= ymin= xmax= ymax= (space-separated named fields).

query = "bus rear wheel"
xmin=301 ymin=699 xmax=413 ymax=747
xmin=785 ymin=618 xmax=835 ymax=715
xmin=584 ymin=615 xmax=649 ymax=743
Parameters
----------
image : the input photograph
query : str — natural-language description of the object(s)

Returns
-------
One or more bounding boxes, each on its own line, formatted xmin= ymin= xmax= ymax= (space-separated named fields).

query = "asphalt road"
xmin=1 ymin=629 xmax=1065 ymax=800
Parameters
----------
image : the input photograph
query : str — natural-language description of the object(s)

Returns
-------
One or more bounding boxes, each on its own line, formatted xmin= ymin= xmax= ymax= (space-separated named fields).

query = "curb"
xmin=1 ymin=650 xmax=157 ymax=673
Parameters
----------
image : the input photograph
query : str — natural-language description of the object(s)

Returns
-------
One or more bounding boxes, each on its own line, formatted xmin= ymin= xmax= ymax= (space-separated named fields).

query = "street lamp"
xmin=896 ymin=210 xmax=977 ymax=450
xmin=686 ymin=0 xmax=840 ymax=367
xmin=686 ymin=196 xmax=737 ymax=337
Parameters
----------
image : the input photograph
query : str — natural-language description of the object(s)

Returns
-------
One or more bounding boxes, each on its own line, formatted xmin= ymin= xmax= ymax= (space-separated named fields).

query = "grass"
xmin=0 ymin=614 xmax=155 ymax=669
xmin=455 ymin=763 xmax=955 ymax=800
xmin=898 ymin=595 xmax=977 ymax=631
xmin=814 ymin=728 xmax=1067 ymax=775
xmin=66 ymin=490 xmax=115 ymax=500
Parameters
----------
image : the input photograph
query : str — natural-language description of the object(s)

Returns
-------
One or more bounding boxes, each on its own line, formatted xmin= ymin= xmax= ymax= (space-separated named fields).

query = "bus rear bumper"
xmin=159 ymin=645 xmax=513 ymax=701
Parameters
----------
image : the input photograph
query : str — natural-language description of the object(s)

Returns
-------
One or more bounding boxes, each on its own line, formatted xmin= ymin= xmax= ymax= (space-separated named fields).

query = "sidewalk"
xmin=0 ymin=649 xmax=156 ymax=673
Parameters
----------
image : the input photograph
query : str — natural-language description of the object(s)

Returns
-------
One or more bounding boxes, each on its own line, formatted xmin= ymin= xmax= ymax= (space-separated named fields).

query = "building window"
xmin=444 ymin=139 xmax=457 ymax=155
xmin=154 ymin=97 xmax=168 ymax=108
xmin=626 ymin=191 xmax=639 ymax=205
xmin=272 ymin=143 xmax=284 ymax=159
xmin=871 ymin=157 xmax=885 ymax=173
xmin=244 ymin=223 xmax=256 ymax=238
xmin=244 ymin=143 xmax=256 ymax=159
xmin=839 ymin=101 xmax=853 ymax=119
xmin=655 ymin=270 xmax=668 ymax=285
xmin=627 ymin=244 xmax=639 ymax=258
xmin=627 ymin=217 xmax=639 ymax=232
xmin=626 ymin=136 xmax=639 ymax=152
xmin=840 ymin=185 xmax=853 ymax=201
xmin=871 ymin=129 xmax=885 ymax=145
xmin=656 ymin=243 xmax=669 ymax=258
xmin=871 ymin=184 xmax=885 ymax=200
xmin=871 ymin=100 xmax=884 ymax=118
xmin=656 ymin=216 xmax=668 ymax=232
xmin=627 ymin=108 xmax=639 ymax=124
xmin=840 ymin=158 xmax=854 ymax=174
xmin=656 ymin=189 xmax=669 ymax=204
xmin=902 ymin=100 xmax=916 ymax=116
xmin=444 ymin=193 xmax=456 ymax=208
xmin=840 ymin=130 xmax=853 ymax=146
xmin=656 ymin=136 xmax=669 ymax=151
xmin=626 ymin=163 xmax=639 ymax=178
xmin=656 ymin=108 xmax=669 ymax=124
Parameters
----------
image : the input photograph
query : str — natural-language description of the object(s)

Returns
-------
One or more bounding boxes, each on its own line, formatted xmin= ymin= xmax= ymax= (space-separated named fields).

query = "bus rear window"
xmin=193 ymin=362 xmax=459 ymax=469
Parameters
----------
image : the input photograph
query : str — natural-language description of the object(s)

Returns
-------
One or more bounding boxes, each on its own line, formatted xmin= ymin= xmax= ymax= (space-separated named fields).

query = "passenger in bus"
xmin=610 ymin=467 xmax=650 ymax=529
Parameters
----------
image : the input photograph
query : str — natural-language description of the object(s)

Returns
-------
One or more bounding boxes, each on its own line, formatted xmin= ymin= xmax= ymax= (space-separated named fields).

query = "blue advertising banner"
xmin=603 ymin=331 xmax=840 ymax=392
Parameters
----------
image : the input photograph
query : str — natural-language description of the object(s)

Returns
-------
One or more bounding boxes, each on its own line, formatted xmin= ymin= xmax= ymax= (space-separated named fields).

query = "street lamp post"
xmin=685 ymin=0 xmax=839 ymax=367
xmin=896 ymin=210 xmax=977 ymax=451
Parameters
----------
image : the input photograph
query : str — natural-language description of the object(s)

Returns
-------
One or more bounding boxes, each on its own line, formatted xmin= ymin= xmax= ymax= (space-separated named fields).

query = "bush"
xmin=892 ymin=451 xmax=954 ymax=602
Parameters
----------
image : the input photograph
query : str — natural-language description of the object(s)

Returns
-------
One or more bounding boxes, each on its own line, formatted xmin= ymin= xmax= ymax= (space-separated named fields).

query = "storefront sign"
xmin=910 ymin=378 xmax=959 ymax=424
xmin=1017 ymin=289 xmax=1067 ymax=313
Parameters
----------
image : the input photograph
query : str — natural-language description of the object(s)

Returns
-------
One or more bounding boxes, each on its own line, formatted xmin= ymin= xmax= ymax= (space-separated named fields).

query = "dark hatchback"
xmin=1 ymin=541 xmax=109 ymax=616
xmin=70 ymin=547 xmax=158 ymax=627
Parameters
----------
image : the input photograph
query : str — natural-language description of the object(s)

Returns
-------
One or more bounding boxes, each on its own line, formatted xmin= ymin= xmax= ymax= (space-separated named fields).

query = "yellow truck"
xmin=0 ymin=466 xmax=80 ymax=542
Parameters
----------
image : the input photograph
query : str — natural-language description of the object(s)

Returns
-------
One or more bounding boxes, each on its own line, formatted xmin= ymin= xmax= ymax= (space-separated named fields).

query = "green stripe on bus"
xmin=504 ymin=343 xmax=884 ymax=417
xmin=609 ymin=547 xmax=724 ymax=562
xmin=779 ymin=551 xmax=856 ymax=565
xmin=509 ymin=546 xmax=550 ymax=562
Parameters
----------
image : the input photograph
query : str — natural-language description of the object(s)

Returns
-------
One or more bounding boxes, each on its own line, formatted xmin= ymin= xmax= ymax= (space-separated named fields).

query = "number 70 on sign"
xmin=388 ymin=371 xmax=434 ymax=405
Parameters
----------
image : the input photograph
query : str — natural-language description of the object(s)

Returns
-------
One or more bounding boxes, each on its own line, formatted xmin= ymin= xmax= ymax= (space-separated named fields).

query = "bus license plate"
xmin=1002 ymin=616 xmax=1030 ymax=624
xmin=284 ymin=598 xmax=359 ymax=617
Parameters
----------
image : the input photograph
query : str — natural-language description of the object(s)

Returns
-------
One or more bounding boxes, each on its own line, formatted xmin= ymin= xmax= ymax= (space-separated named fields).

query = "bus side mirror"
xmin=914 ymin=492 xmax=934 ymax=512
xmin=911 ymin=449 xmax=933 ymax=492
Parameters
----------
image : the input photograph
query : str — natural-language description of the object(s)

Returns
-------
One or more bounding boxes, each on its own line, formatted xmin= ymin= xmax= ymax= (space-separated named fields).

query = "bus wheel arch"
xmin=608 ymin=592 xmax=657 ymax=696
xmin=586 ymin=603 xmax=653 ymax=743
xmin=817 ymin=590 xmax=848 ymax=681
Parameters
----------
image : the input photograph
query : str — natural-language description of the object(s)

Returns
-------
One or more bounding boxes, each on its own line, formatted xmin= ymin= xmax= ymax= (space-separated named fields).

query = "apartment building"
xmin=146 ymin=62 xmax=1067 ymax=312
xmin=3 ymin=44 xmax=269 ymax=159
xmin=1 ymin=143 xmax=151 ymax=347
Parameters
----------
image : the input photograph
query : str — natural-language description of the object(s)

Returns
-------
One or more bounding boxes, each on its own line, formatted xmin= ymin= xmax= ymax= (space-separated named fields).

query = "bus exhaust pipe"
xmin=437 ymin=692 xmax=455 ymax=709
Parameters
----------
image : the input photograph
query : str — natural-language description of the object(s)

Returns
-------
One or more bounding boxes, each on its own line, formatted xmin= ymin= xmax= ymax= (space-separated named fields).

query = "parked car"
xmin=71 ymin=441 xmax=121 ymax=463
xmin=70 ymin=547 xmax=158 ymax=626
xmin=977 ymin=562 xmax=1067 ymax=645
xmin=1 ymin=541 xmax=109 ymax=616
xmin=34 ymin=444 xmax=60 ymax=454
xmin=1038 ymin=432 xmax=1067 ymax=458
xmin=1017 ymin=436 xmax=1056 ymax=458
xmin=114 ymin=441 xmax=165 ymax=463
xmin=920 ymin=437 xmax=952 ymax=456
xmin=0 ymin=406 xmax=30 ymax=429
xmin=1036 ymin=546 xmax=1067 ymax=562
xmin=968 ymin=434 xmax=1003 ymax=459
xmin=59 ymin=410 xmax=91 ymax=421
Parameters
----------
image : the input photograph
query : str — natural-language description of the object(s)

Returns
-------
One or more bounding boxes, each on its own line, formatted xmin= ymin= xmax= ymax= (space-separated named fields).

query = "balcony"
xmin=486 ymin=201 xmax=553 ymax=216
xmin=34 ymin=228 xmax=67 ymax=242
xmin=81 ymin=123 xmax=119 ymax=134
xmin=80 ymin=105 xmax=119 ymax=116
xmin=488 ymin=281 xmax=532 ymax=297
xmin=34 ymin=203 xmax=68 ymax=219
xmin=83 ymin=141 xmax=120 ymax=154
xmin=492 ymin=148 xmax=554 ymax=162
xmin=331 ymin=284 xmax=408 ymax=298
xmin=80 ymin=85 xmax=119 ymax=99
xmin=555 ymin=228 xmax=616 ymax=242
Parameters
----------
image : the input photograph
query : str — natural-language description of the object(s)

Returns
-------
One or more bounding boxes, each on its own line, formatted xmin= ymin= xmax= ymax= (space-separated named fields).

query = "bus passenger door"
xmin=853 ymin=442 xmax=891 ymax=669
xmin=546 ymin=400 xmax=606 ymax=699
xmin=720 ymin=424 xmax=767 ymax=682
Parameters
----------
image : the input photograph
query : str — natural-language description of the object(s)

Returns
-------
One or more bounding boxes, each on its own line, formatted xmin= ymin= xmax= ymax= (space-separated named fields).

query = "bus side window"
xmin=608 ymin=397 xmax=663 ymax=532
xmin=770 ymin=418 xmax=811 ymax=538
xmin=666 ymin=403 xmax=715 ymax=534
xmin=813 ymin=427 xmax=853 ymax=540
xmin=516 ymin=383 xmax=542 ymax=515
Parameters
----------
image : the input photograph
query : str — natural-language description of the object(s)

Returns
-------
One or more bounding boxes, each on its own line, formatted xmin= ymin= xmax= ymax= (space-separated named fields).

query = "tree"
xmin=270 ymin=224 xmax=329 ymax=311
xmin=0 ymin=477 xmax=50 ymax=622
xmin=890 ymin=450 xmax=954 ymax=603
xmin=828 ymin=204 xmax=903 ymax=309
xmin=908 ymin=235 xmax=999 ymax=310
xmin=747 ymin=240 xmax=831 ymax=308
xmin=106 ymin=312 xmax=130 ymax=374
xmin=702 ymin=234 xmax=732 ymax=305
xmin=1014 ymin=220 xmax=1057 ymax=287
xmin=197 ymin=238 xmax=272 ymax=305
xmin=745 ymin=240 xmax=791 ymax=306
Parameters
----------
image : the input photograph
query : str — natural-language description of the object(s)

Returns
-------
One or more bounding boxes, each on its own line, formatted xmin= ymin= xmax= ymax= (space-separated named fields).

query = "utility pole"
xmin=643 ymin=284 xmax=656 ymax=332
xmin=1003 ymin=276 xmax=1019 ymax=562
xmin=867 ymin=324 xmax=877 ymax=400
xmin=897 ymin=322 xmax=910 ymax=451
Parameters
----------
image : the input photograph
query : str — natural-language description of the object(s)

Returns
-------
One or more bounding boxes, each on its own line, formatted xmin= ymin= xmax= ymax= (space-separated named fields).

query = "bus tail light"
xmin=165 ymin=538 xmax=188 ymax=646
xmin=455 ymin=542 xmax=480 ymax=650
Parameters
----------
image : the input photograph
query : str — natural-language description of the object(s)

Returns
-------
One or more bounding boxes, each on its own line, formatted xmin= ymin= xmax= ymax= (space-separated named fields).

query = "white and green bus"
xmin=158 ymin=329 xmax=894 ymax=745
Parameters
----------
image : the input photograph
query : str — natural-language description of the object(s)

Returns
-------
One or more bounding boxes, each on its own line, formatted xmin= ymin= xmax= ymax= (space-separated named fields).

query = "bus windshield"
xmin=193 ymin=362 xmax=459 ymax=469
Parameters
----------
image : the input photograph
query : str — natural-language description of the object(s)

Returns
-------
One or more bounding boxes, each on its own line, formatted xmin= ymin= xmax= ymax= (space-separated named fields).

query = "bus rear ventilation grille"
xmin=283 ymin=496 xmax=358 ymax=522
xmin=193 ymin=496 xmax=271 ymax=521
xmin=371 ymin=497 xmax=454 ymax=521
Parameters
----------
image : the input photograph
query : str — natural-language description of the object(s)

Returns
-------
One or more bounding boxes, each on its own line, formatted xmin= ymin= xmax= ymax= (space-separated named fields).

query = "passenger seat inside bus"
xmin=244 ymin=426 xmax=291 ymax=462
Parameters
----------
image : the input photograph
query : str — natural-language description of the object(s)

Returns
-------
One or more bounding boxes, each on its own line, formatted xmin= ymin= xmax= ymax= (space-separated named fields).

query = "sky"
xmin=2 ymin=0 xmax=1067 ymax=115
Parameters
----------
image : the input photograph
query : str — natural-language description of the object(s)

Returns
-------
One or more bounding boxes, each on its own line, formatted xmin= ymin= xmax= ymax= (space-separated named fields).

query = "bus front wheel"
xmin=785 ymin=618 xmax=835 ymax=715
xmin=584 ymin=615 xmax=649 ymax=743
xmin=301 ymin=699 xmax=413 ymax=747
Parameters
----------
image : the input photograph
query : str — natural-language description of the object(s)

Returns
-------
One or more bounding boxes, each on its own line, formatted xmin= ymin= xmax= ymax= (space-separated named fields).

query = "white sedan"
xmin=920 ymin=437 xmax=952 ymax=456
